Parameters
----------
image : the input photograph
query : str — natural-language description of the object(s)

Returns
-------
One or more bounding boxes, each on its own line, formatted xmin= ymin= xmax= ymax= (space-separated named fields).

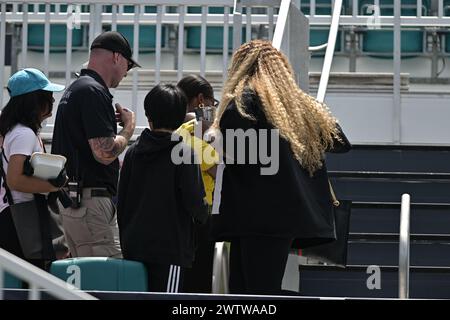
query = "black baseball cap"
xmin=90 ymin=31 xmax=141 ymax=70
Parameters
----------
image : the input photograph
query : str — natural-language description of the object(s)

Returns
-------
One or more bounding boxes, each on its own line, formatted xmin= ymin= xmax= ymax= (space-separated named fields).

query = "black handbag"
xmin=0 ymin=149 xmax=55 ymax=260
xmin=301 ymin=181 xmax=352 ymax=268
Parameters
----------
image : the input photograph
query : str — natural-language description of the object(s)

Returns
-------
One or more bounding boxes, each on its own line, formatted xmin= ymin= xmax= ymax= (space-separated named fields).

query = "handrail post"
xmin=399 ymin=193 xmax=411 ymax=299
xmin=316 ymin=0 xmax=343 ymax=103
xmin=0 ymin=266 xmax=4 ymax=300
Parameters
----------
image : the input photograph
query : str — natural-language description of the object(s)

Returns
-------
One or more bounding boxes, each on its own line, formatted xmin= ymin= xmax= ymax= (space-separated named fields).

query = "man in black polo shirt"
xmin=52 ymin=31 xmax=139 ymax=257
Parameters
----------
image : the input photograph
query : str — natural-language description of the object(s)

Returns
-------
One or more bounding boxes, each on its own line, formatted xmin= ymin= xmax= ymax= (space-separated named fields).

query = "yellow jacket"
xmin=176 ymin=119 xmax=219 ymax=205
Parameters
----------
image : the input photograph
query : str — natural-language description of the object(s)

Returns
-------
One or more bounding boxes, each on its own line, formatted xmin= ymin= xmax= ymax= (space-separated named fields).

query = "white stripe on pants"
xmin=167 ymin=265 xmax=181 ymax=293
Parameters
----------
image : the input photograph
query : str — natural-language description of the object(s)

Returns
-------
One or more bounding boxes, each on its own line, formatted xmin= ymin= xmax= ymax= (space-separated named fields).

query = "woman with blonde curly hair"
xmin=211 ymin=40 xmax=351 ymax=295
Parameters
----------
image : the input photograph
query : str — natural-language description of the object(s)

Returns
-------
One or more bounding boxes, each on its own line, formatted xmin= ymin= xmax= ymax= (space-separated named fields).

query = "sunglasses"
xmin=207 ymin=98 xmax=220 ymax=107
xmin=114 ymin=52 xmax=134 ymax=71
xmin=126 ymin=59 xmax=134 ymax=71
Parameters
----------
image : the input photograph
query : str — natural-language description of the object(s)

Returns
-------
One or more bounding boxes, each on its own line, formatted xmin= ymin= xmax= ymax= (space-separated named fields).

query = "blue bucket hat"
xmin=7 ymin=68 xmax=65 ymax=98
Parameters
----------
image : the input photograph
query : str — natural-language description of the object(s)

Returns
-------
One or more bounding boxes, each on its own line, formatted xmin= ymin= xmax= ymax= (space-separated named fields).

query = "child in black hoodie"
xmin=117 ymin=84 xmax=208 ymax=293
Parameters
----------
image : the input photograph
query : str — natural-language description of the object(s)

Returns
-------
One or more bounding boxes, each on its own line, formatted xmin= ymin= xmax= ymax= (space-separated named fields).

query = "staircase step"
xmin=298 ymin=265 xmax=450 ymax=298
xmin=350 ymin=202 xmax=450 ymax=234
xmin=349 ymin=233 xmax=450 ymax=241
xmin=347 ymin=241 xmax=450 ymax=266
xmin=326 ymin=145 xmax=450 ymax=173
xmin=330 ymin=179 xmax=450 ymax=203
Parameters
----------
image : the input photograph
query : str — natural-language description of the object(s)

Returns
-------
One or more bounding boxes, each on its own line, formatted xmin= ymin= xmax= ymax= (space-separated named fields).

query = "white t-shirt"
xmin=0 ymin=124 xmax=43 ymax=213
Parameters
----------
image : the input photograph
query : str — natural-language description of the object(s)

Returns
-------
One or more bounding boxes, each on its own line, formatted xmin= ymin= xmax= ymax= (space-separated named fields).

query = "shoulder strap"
xmin=0 ymin=147 xmax=15 ymax=205
xmin=328 ymin=180 xmax=340 ymax=207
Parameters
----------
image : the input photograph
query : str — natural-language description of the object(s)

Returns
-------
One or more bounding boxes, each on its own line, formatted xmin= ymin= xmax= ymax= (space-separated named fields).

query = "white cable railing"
xmin=399 ymin=193 xmax=411 ymax=299
xmin=0 ymin=248 xmax=96 ymax=300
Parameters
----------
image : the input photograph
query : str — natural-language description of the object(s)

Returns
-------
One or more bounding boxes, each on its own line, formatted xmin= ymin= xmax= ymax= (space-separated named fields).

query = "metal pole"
xmin=233 ymin=0 xmax=242 ymax=51
xmin=223 ymin=6 xmax=230 ymax=83
xmin=393 ymin=0 xmax=401 ymax=144
xmin=399 ymin=194 xmax=411 ymax=299
xmin=0 ymin=267 xmax=4 ymax=300
xmin=177 ymin=5 xmax=185 ymax=81
xmin=21 ymin=3 xmax=29 ymax=68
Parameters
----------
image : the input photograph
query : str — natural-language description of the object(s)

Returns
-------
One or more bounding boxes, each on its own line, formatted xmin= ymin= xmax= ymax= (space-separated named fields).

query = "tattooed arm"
xmin=88 ymin=105 xmax=136 ymax=165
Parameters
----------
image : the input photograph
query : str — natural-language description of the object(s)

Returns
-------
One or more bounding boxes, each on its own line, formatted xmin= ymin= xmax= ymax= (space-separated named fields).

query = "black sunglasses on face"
xmin=126 ymin=59 xmax=134 ymax=71
xmin=114 ymin=52 xmax=134 ymax=71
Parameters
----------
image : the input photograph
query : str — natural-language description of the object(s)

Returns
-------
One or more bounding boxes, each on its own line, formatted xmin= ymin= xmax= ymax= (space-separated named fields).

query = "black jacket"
xmin=117 ymin=129 xmax=208 ymax=267
xmin=212 ymin=91 xmax=351 ymax=248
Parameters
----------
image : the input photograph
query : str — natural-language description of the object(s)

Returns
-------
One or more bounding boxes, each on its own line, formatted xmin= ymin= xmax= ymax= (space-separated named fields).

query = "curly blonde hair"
xmin=214 ymin=40 xmax=341 ymax=175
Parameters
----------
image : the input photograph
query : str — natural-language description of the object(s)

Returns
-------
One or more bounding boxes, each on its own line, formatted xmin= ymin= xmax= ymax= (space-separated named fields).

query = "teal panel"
xmin=187 ymin=27 xmax=233 ymax=50
xmin=301 ymin=0 xmax=333 ymax=15
xmin=446 ymin=33 xmax=450 ymax=52
xmin=310 ymin=29 xmax=342 ymax=52
xmin=27 ymin=24 xmax=84 ymax=51
xmin=187 ymin=7 xmax=232 ymax=14
xmin=117 ymin=25 xmax=166 ymax=51
xmin=187 ymin=27 xmax=246 ymax=50
xmin=4 ymin=272 xmax=22 ymax=289
xmin=363 ymin=30 xmax=423 ymax=54
xmin=445 ymin=0 xmax=450 ymax=16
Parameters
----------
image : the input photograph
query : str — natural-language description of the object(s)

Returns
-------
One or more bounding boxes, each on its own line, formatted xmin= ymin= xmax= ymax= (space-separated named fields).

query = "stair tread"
xmin=299 ymin=265 xmax=450 ymax=272
xmin=352 ymin=201 xmax=450 ymax=208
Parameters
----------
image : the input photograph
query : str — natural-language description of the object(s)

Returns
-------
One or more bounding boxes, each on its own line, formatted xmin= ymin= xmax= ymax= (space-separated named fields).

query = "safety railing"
xmin=399 ymin=193 xmax=411 ymax=299
xmin=316 ymin=0 xmax=343 ymax=102
xmin=0 ymin=248 xmax=96 ymax=300
xmin=0 ymin=0 xmax=284 ymax=109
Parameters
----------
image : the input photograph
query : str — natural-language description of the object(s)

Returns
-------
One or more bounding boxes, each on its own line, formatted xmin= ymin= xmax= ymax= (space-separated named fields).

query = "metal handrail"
xmin=328 ymin=170 xmax=450 ymax=182
xmin=309 ymin=43 xmax=328 ymax=51
xmin=271 ymin=0 xmax=291 ymax=50
xmin=316 ymin=0 xmax=343 ymax=103
xmin=399 ymin=193 xmax=411 ymax=299
xmin=212 ymin=242 xmax=229 ymax=294
xmin=0 ymin=248 xmax=96 ymax=300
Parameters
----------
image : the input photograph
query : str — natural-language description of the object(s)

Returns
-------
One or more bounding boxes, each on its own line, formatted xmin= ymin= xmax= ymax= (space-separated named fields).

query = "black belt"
xmin=90 ymin=189 xmax=112 ymax=198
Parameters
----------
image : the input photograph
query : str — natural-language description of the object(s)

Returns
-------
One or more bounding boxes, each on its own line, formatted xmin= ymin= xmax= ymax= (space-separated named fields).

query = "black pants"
xmin=0 ymin=206 xmax=48 ymax=271
xmin=229 ymin=237 xmax=292 ymax=295
xmin=183 ymin=215 xmax=215 ymax=293
xmin=144 ymin=262 xmax=185 ymax=293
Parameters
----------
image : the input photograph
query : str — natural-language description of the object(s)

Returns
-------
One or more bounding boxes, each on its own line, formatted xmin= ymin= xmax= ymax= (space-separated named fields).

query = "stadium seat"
xmin=362 ymin=30 xmax=423 ymax=57
xmin=27 ymin=24 xmax=84 ymax=52
xmin=50 ymin=257 xmax=148 ymax=292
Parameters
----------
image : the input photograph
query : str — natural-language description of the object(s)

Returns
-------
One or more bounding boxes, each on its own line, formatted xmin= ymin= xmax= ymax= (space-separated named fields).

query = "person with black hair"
xmin=117 ymin=84 xmax=208 ymax=293
xmin=176 ymin=75 xmax=219 ymax=293
xmin=0 ymin=68 xmax=67 ymax=270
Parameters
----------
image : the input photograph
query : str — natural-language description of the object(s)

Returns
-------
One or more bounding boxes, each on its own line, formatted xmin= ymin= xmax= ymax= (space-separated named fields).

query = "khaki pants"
xmin=59 ymin=188 xmax=122 ymax=258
